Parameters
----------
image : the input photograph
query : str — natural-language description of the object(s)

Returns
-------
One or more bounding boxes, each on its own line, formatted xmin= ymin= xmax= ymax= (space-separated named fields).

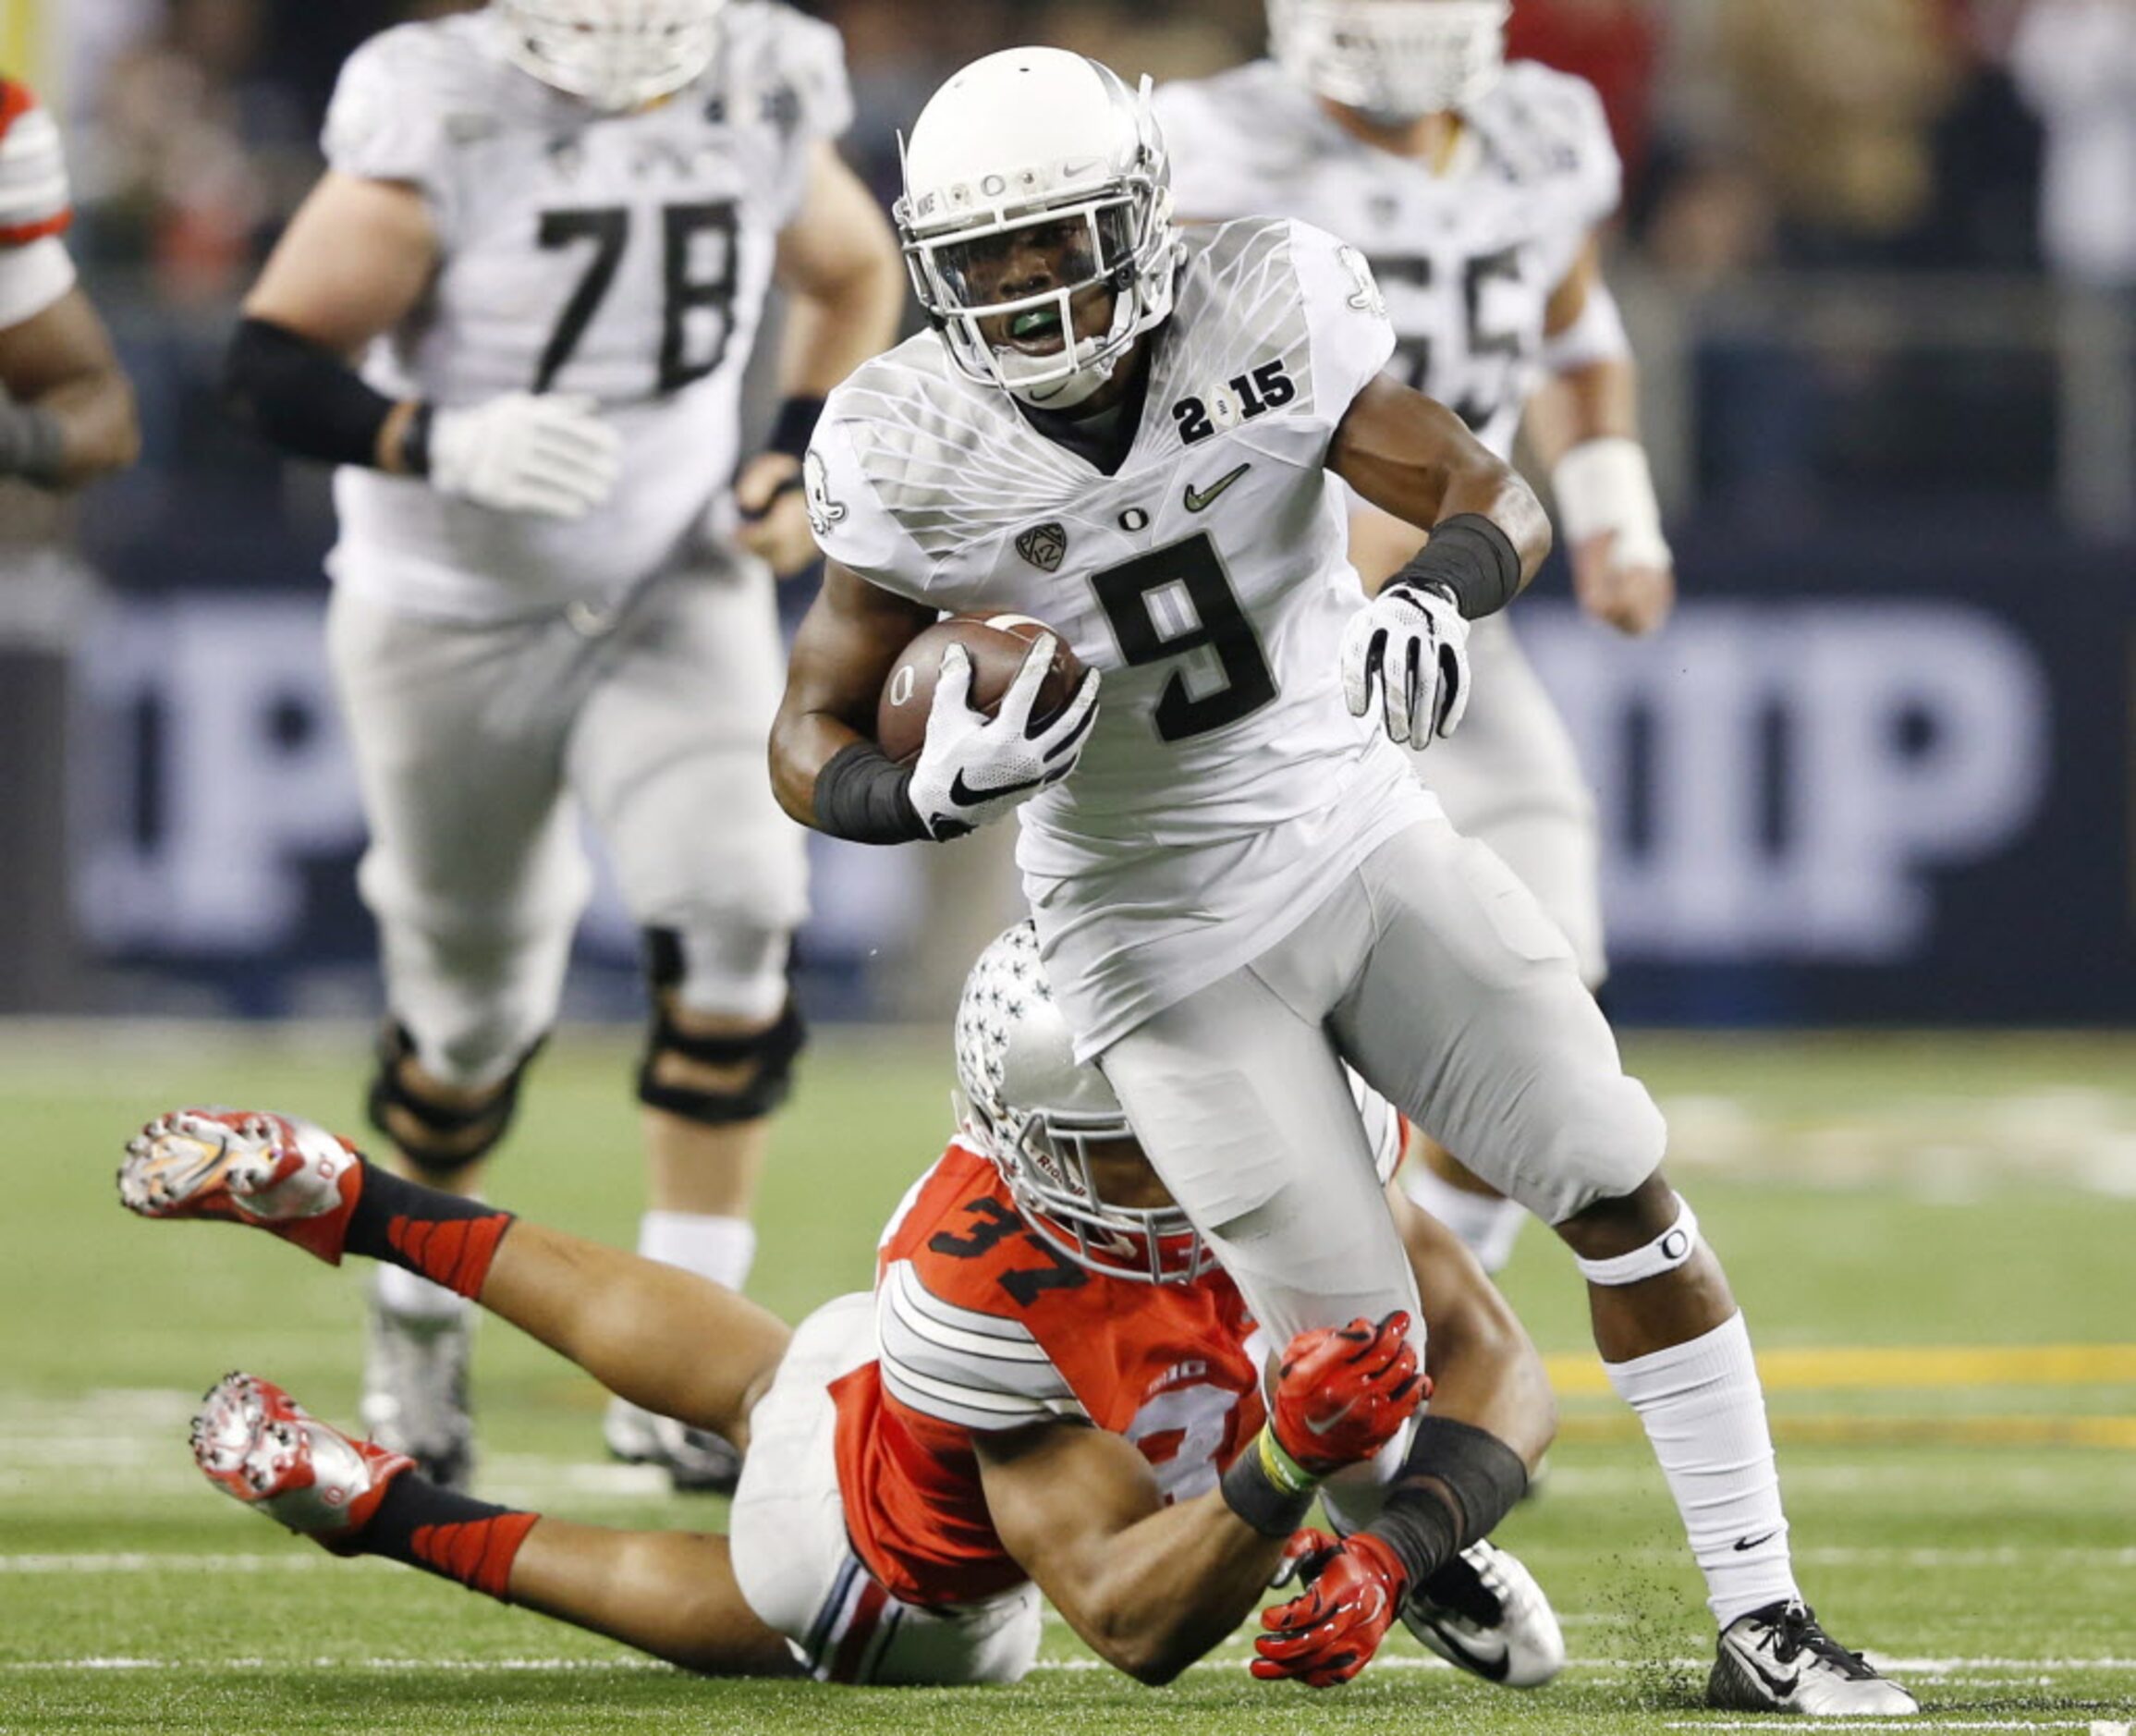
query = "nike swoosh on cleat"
xmin=1739 ymin=1652 xmax=1797 ymax=1700
xmin=1732 ymin=1529 xmax=1781 ymax=1552
xmin=949 ymin=768 xmax=1048 ymax=806
xmin=1415 ymin=1618 xmax=1512 ymax=1683
xmin=1184 ymin=462 xmax=1251 ymax=513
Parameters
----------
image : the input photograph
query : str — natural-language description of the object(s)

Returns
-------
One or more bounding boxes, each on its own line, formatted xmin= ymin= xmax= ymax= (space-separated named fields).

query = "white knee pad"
xmin=1573 ymin=1197 xmax=1701 ymax=1287
xmin=649 ymin=922 xmax=793 ymax=1022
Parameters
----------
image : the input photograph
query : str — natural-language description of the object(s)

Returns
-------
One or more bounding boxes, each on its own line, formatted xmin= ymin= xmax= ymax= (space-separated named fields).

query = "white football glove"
xmin=427 ymin=391 xmax=621 ymax=520
xmin=1340 ymin=581 xmax=1471 ymax=748
xmin=907 ymin=638 xmax=1101 ymax=839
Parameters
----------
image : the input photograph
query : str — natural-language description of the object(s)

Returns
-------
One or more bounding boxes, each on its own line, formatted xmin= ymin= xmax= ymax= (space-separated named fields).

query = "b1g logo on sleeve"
xmin=1171 ymin=358 xmax=1295 ymax=446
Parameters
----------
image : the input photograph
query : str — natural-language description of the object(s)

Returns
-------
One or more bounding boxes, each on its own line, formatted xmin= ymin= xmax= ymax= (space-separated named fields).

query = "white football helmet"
xmin=1269 ymin=0 xmax=1509 ymax=122
xmin=493 ymin=0 xmax=726 ymax=113
xmin=896 ymin=47 xmax=1182 ymax=410
xmin=954 ymin=923 xmax=1214 ymax=1286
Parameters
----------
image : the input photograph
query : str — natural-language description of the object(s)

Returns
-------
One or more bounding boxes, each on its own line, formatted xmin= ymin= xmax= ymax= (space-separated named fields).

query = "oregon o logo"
xmin=1661 ymin=1229 xmax=1689 ymax=1262
xmin=889 ymin=665 xmax=916 ymax=707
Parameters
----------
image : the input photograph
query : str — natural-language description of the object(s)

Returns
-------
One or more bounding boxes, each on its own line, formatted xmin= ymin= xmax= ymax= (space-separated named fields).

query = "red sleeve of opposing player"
xmin=0 ymin=79 xmax=74 ymax=245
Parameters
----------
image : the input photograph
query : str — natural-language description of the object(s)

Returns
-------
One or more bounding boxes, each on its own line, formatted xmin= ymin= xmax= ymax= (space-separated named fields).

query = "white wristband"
xmin=1551 ymin=436 xmax=1670 ymax=570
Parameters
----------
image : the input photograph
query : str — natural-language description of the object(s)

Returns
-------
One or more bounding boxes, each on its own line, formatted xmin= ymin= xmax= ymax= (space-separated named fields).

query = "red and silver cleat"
xmin=190 ymin=1372 xmax=411 ymax=1545
xmin=118 ymin=1108 xmax=361 ymax=1264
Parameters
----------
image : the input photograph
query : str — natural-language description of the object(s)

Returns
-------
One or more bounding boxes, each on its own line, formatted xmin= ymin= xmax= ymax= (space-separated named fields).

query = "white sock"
xmin=1603 ymin=1311 xmax=1799 ymax=1630
xmin=1403 ymin=1164 xmax=1529 ymax=1274
xmin=373 ymin=1261 xmax=470 ymax=1324
xmin=638 ymin=1210 xmax=756 ymax=1292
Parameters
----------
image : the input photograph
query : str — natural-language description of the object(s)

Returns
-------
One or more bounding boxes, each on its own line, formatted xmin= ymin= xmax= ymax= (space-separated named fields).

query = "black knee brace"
xmin=636 ymin=997 xmax=807 ymax=1128
xmin=366 ymin=1021 xmax=546 ymax=1180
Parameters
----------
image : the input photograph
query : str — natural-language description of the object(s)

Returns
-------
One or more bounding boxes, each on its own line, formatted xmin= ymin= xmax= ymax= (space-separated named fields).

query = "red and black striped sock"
xmin=345 ymin=1162 xmax=516 ymax=1300
xmin=355 ymin=1473 xmax=539 ymax=1601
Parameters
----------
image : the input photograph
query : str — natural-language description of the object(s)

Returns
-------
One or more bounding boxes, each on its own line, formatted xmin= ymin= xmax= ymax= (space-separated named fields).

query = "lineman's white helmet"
xmin=954 ymin=923 xmax=1214 ymax=1285
xmin=494 ymin=0 xmax=726 ymax=113
xmin=1269 ymin=0 xmax=1509 ymax=123
xmin=896 ymin=47 xmax=1182 ymax=410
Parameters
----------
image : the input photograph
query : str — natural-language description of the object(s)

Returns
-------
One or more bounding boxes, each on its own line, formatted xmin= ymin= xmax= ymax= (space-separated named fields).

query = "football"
xmin=876 ymin=613 xmax=1085 ymax=765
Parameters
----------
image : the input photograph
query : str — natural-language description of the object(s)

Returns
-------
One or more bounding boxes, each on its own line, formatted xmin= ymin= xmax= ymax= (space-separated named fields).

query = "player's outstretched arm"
xmin=1252 ymin=1196 xmax=1553 ymax=1689
xmin=981 ymin=1314 xmax=1422 ymax=1685
xmin=736 ymin=143 xmax=904 ymax=575
xmin=1524 ymin=237 xmax=1675 ymax=636
xmin=0 ymin=286 xmax=140 ymax=488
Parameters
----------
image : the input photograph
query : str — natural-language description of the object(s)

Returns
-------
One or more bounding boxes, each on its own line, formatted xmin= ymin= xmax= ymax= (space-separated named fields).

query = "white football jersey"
xmin=811 ymin=218 xmax=1439 ymax=1056
xmin=0 ymin=77 xmax=78 ymax=329
xmin=323 ymin=5 xmax=851 ymax=622
xmin=1155 ymin=60 xmax=1617 ymax=460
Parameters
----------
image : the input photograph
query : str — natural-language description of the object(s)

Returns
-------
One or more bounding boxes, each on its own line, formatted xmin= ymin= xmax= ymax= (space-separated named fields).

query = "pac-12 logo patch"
xmin=1015 ymin=521 xmax=1068 ymax=572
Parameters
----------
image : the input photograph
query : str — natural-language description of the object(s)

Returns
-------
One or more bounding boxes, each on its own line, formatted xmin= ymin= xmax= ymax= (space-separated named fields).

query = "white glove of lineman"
xmin=1339 ymin=580 xmax=1471 ymax=748
xmin=427 ymin=391 xmax=621 ymax=520
xmin=907 ymin=638 xmax=1101 ymax=839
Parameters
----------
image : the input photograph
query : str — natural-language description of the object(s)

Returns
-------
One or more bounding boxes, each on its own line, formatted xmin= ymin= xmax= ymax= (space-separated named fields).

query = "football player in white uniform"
xmin=222 ymin=0 xmax=902 ymax=1493
xmin=768 ymin=47 xmax=1914 ymax=1715
xmin=0 ymin=75 xmax=139 ymax=489
xmin=1156 ymin=0 xmax=1675 ymax=1278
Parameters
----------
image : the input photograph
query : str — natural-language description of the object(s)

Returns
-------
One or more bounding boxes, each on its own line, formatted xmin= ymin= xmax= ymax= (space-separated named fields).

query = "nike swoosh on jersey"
xmin=949 ymin=767 xmax=1049 ymax=806
xmin=1183 ymin=462 xmax=1251 ymax=513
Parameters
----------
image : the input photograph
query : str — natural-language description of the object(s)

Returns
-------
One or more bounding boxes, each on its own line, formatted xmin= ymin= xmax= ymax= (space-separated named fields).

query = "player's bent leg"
xmin=608 ymin=924 xmax=807 ymax=1491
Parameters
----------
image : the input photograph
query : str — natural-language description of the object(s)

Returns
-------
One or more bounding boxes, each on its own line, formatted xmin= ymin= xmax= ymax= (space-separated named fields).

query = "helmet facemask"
xmin=494 ymin=0 xmax=727 ymax=113
xmin=954 ymin=923 xmax=1214 ymax=1285
xmin=896 ymin=51 xmax=1182 ymax=410
xmin=1269 ymin=0 xmax=1509 ymax=124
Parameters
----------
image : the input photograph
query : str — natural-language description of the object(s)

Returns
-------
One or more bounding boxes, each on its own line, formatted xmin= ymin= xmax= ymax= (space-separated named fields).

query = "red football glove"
xmin=1251 ymin=1531 xmax=1410 ymax=1688
xmin=1268 ymin=1310 xmax=1427 ymax=1476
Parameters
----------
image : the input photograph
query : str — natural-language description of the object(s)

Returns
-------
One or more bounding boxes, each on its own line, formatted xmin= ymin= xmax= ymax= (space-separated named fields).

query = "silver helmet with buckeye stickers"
xmin=954 ymin=923 xmax=1214 ymax=1285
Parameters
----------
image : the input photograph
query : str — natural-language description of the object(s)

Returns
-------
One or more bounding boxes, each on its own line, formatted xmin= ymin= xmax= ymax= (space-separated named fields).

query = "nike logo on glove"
xmin=948 ymin=767 xmax=1050 ymax=806
xmin=1184 ymin=462 xmax=1251 ymax=513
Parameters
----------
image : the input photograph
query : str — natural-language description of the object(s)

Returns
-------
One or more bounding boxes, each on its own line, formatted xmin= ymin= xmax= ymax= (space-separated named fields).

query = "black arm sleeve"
xmin=1390 ymin=513 xmax=1522 ymax=621
xmin=223 ymin=315 xmax=418 ymax=471
xmin=812 ymin=740 xmax=930 ymax=844
xmin=1367 ymin=1415 xmax=1531 ymax=1587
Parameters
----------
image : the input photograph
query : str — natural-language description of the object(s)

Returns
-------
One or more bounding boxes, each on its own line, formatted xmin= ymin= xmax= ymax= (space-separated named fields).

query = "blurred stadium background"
xmin=5 ymin=0 xmax=2132 ymax=1028
xmin=3 ymin=2 xmax=2134 ymax=1727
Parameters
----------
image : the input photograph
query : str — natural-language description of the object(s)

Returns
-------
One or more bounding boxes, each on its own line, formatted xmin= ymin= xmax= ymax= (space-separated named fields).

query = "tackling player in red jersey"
xmin=118 ymin=924 xmax=1561 ymax=1689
